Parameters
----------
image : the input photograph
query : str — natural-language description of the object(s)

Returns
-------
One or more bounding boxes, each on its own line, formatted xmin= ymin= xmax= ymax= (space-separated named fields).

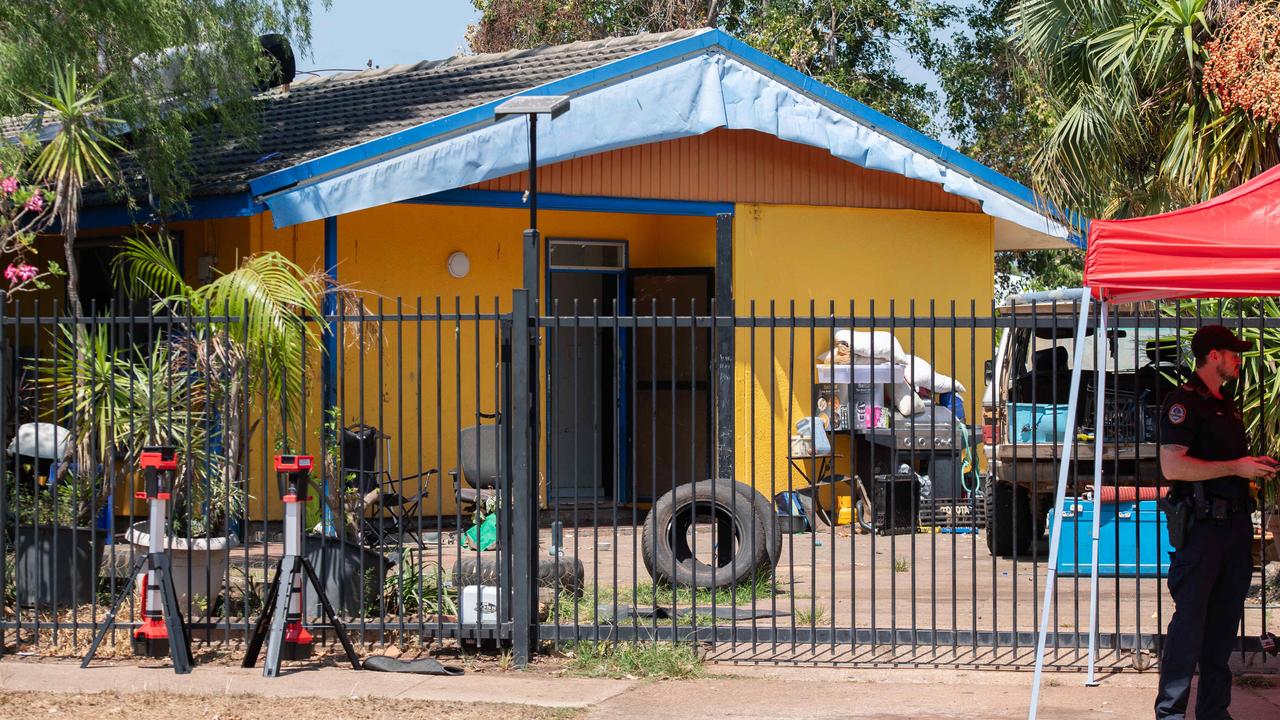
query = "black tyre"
xmin=453 ymin=554 xmax=585 ymax=597
xmin=984 ymin=477 xmax=1034 ymax=557
xmin=641 ymin=480 xmax=776 ymax=589
xmin=732 ymin=480 xmax=782 ymax=569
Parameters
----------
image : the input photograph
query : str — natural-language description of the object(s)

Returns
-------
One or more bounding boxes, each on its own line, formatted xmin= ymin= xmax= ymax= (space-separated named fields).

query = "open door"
xmin=628 ymin=269 xmax=713 ymax=503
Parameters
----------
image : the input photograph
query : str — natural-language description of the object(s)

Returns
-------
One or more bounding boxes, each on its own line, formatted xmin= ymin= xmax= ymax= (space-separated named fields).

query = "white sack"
xmin=836 ymin=329 xmax=966 ymax=395
xmin=6 ymin=422 xmax=70 ymax=460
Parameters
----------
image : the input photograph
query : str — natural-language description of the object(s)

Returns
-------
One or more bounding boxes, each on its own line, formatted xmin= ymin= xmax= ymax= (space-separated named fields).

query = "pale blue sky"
xmin=303 ymin=1 xmax=948 ymax=139
xmin=305 ymin=1 xmax=481 ymax=73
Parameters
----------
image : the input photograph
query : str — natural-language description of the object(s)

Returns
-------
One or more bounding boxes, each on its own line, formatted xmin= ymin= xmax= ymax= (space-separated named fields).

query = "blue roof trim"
xmin=248 ymin=29 xmax=722 ymax=197
xmin=404 ymin=189 xmax=733 ymax=216
xmin=79 ymin=192 xmax=264 ymax=230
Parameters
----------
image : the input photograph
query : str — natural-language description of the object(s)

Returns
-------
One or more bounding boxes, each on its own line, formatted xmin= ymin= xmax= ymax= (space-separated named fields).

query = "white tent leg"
xmin=1028 ymin=288 xmax=1093 ymax=720
xmin=1086 ymin=300 xmax=1108 ymax=686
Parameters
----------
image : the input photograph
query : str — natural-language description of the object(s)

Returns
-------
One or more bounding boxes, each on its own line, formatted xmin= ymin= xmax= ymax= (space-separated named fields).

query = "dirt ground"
xmin=527 ymin=522 xmax=1280 ymax=668
xmin=0 ymin=691 xmax=580 ymax=720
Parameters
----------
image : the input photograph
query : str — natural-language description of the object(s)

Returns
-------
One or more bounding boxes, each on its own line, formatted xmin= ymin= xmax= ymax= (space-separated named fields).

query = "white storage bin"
xmin=814 ymin=362 xmax=897 ymax=385
xmin=460 ymin=585 xmax=499 ymax=625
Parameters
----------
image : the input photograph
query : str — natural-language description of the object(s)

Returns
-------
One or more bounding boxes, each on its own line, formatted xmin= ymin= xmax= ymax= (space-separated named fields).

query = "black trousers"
xmin=1154 ymin=511 xmax=1253 ymax=719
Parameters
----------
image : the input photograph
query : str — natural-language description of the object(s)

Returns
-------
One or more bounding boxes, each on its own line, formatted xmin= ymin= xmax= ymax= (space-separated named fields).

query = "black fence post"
xmin=510 ymin=289 xmax=537 ymax=667
xmin=715 ymin=213 xmax=734 ymax=482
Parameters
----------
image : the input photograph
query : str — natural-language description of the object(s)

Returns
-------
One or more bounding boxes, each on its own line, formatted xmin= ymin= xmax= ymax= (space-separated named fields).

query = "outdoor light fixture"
xmin=446 ymin=251 xmax=470 ymax=278
xmin=493 ymin=94 xmax=571 ymax=303
xmin=493 ymin=98 xmax=570 ymax=658
xmin=493 ymin=95 xmax=570 ymax=120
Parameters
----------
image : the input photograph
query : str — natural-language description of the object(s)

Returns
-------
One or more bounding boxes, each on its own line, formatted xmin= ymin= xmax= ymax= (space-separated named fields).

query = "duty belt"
xmin=1195 ymin=495 xmax=1256 ymax=520
xmin=1169 ymin=488 xmax=1255 ymax=518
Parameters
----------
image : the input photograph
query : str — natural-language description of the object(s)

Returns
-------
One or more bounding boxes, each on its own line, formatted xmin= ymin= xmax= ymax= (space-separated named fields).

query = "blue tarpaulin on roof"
xmin=260 ymin=51 xmax=1068 ymax=243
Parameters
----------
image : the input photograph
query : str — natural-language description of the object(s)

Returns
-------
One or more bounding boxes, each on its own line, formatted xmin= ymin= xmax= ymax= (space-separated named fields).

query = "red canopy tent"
xmin=1085 ymin=163 xmax=1280 ymax=302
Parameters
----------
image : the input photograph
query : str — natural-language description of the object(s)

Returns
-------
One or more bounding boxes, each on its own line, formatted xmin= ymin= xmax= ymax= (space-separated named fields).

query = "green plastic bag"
xmin=461 ymin=513 xmax=498 ymax=551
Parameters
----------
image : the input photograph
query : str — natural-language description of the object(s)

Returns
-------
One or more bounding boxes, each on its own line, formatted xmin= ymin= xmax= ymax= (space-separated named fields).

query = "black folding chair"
xmin=341 ymin=424 xmax=437 ymax=548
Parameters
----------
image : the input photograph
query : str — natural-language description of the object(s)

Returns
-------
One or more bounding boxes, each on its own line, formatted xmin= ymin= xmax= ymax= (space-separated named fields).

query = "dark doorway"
xmin=628 ymin=269 xmax=713 ymax=503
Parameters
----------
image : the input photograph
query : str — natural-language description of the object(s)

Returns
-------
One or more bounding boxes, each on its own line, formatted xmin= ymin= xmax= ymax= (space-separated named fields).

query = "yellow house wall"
xmin=19 ymin=201 xmax=996 ymax=525
xmin=244 ymin=203 xmax=714 ymax=520
xmin=731 ymin=204 xmax=995 ymax=506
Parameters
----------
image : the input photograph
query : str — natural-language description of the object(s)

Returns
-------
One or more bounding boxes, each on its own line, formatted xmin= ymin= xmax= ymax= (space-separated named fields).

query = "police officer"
xmin=1155 ymin=324 xmax=1276 ymax=720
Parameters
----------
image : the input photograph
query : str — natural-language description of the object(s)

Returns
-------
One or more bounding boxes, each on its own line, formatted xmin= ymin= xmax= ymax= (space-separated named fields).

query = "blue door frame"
xmin=545 ymin=241 xmax=633 ymax=503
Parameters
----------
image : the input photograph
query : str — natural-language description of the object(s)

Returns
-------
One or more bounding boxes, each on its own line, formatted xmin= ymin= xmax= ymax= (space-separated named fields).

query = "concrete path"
xmin=1 ymin=659 xmax=1278 ymax=719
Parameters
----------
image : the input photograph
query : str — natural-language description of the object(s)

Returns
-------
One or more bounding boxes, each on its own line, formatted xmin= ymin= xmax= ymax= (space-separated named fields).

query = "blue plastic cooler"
xmin=1049 ymin=500 xmax=1172 ymax=577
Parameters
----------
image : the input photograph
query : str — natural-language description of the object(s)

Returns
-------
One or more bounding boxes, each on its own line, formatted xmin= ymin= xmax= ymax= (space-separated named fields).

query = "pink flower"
xmin=0 ymin=177 xmax=17 ymax=195
xmin=4 ymin=263 xmax=38 ymax=285
xmin=23 ymin=193 xmax=43 ymax=213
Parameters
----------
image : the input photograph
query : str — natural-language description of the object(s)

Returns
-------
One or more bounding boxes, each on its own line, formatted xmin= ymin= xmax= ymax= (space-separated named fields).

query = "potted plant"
xmin=36 ymin=324 xmax=243 ymax=611
xmin=5 ymin=421 xmax=104 ymax=610
xmin=111 ymin=235 xmax=329 ymax=611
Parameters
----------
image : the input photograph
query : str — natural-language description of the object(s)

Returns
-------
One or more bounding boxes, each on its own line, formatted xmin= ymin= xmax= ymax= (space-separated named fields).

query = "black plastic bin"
xmin=13 ymin=524 xmax=105 ymax=609
xmin=302 ymin=535 xmax=391 ymax=618
xmin=871 ymin=474 xmax=920 ymax=535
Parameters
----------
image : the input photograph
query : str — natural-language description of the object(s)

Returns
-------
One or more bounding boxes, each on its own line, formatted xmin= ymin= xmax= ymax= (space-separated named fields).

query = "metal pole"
xmin=524 ymin=114 xmax=540 ymax=312
xmin=1086 ymin=300 xmax=1109 ymax=685
xmin=1029 ymin=287 xmax=1093 ymax=720
xmin=529 ymin=115 xmax=538 ymax=236
xmin=322 ymin=216 xmax=339 ymax=534
xmin=510 ymin=289 xmax=534 ymax=667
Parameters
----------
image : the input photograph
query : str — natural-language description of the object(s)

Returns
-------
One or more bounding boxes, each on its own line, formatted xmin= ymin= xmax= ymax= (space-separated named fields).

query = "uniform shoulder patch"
xmin=1168 ymin=403 xmax=1187 ymax=425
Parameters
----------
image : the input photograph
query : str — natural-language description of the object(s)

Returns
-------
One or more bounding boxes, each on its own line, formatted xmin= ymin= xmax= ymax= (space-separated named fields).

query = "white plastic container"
xmin=460 ymin=585 xmax=499 ymax=625
xmin=814 ymin=362 xmax=897 ymax=385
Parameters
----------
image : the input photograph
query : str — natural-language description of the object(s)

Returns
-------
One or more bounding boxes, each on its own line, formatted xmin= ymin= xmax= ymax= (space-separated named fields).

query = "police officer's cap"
xmin=1191 ymin=324 xmax=1251 ymax=358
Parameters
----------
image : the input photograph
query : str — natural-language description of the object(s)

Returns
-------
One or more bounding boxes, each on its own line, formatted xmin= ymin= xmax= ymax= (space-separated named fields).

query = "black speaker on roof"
xmin=256 ymin=34 xmax=296 ymax=91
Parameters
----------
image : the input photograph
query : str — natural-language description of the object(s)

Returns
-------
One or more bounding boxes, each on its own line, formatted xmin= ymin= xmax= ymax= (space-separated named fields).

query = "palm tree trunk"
xmin=59 ymin=178 xmax=85 ymax=319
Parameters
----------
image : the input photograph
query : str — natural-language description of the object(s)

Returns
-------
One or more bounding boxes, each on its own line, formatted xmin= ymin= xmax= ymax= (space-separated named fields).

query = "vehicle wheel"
xmin=984 ymin=477 xmax=1034 ymax=557
xmin=641 ymin=480 xmax=776 ymax=589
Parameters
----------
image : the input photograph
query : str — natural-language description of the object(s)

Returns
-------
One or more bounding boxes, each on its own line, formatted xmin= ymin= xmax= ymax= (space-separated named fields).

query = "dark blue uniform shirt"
xmin=1159 ymin=373 xmax=1251 ymax=500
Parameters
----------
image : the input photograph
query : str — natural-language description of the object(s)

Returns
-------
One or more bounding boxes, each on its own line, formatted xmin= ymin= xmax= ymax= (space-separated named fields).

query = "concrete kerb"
xmin=0 ymin=660 xmax=636 ymax=709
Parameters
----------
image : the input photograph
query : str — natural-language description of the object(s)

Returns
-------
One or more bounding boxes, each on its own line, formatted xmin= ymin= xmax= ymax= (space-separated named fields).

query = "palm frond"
xmin=112 ymin=234 xmax=191 ymax=306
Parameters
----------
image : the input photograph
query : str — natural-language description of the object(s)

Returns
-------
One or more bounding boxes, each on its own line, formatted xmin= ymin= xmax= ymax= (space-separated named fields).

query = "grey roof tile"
xmin=61 ymin=30 xmax=702 ymax=205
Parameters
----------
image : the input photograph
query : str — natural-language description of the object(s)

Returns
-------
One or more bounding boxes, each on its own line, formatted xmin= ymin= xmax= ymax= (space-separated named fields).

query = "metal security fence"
xmin=1 ymin=292 xmax=1276 ymax=671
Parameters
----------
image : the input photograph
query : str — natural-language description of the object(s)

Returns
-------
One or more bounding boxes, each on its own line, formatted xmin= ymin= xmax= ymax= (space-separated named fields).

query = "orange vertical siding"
xmin=470 ymin=128 xmax=978 ymax=213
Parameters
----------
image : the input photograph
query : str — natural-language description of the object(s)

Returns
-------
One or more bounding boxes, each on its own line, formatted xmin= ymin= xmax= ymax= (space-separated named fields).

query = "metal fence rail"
xmin=0 ymin=294 xmax=1275 ymax=672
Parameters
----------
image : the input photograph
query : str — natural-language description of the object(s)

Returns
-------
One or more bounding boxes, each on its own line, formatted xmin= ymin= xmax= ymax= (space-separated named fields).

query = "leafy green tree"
xmin=1012 ymin=0 xmax=1280 ymax=220
xmin=468 ymin=0 xmax=956 ymax=132
xmin=938 ymin=0 xmax=1080 ymax=296
xmin=0 ymin=1 xmax=322 ymax=212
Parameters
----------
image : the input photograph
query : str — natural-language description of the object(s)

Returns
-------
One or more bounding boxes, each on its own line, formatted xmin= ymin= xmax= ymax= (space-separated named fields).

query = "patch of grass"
xmin=794 ymin=605 xmax=827 ymax=625
xmin=562 ymin=641 xmax=704 ymax=679
xmin=1235 ymin=675 xmax=1276 ymax=688
xmin=894 ymin=557 xmax=911 ymax=573
xmin=549 ymin=572 xmax=780 ymax=624
xmin=384 ymin=560 xmax=457 ymax=617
